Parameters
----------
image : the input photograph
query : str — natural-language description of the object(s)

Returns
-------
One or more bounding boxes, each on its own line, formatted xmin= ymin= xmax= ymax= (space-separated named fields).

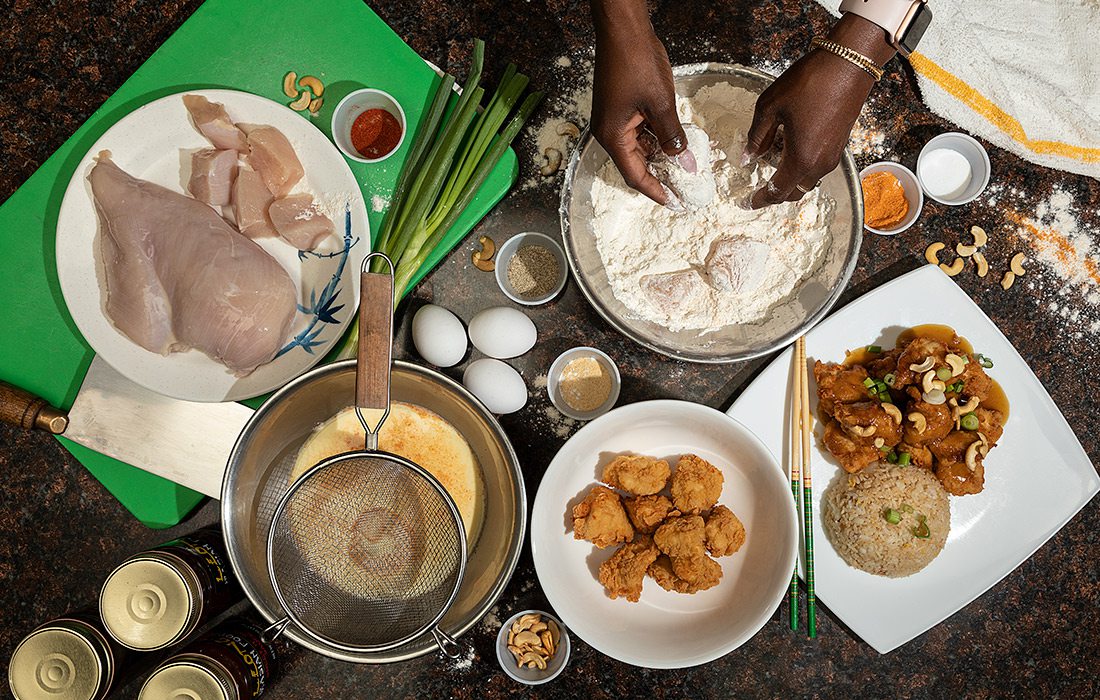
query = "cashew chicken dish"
xmin=813 ymin=325 xmax=1009 ymax=496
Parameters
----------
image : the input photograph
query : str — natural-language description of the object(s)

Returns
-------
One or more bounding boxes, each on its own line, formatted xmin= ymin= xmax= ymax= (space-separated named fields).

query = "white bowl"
xmin=495 ymin=609 xmax=571 ymax=685
xmin=530 ymin=400 xmax=799 ymax=668
xmin=859 ymin=161 xmax=924 ymax=235
xmin=330 ymin=88 xmax=406 ymax=164
xmin=916 ymin=132 xmax=991 ymax=205
xmin=494 ymin=232 xmax=569 ymax=306
xmin=547 ymin=347 xmax=622 ymax=421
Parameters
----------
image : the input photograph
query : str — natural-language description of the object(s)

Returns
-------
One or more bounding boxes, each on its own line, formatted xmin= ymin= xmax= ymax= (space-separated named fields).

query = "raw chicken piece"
xmin=242 ymin=124 xmax=304 ymax=196
xmin=88 ymin=154 xmax=298 ymax=375
xmin=704 ymin=236 xmax=770 ymax=294
xmin=188 ymin=148 xmax=238 ymax=206
xmin=182 ymin=94 xmax=248 ymax=152
xmin=640 ymin=269 xmax=709 ymax=319
xmin=232 ymin=168 xmax=276 ymax=238
xmin=268 ymin=194 xmax=334 ymax=251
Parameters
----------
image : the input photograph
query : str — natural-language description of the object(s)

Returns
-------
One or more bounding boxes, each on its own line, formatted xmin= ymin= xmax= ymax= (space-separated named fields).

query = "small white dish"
xmin=494 ymin=232 xmax=568 ymax=306
xmin=547 ymin=347 xmax=621 ymax=421
xmin=727 ymin=265 xmax=1099 ymax=654
xmin=330 ymin=88 xmax=406 ymax=164
xmin=916 ymin=132 xmax=991 ymax=205
xmin=859 ymin=161 xmax=923 ymax=235
xmin=495 ymin=609 xmax=571 ymax=685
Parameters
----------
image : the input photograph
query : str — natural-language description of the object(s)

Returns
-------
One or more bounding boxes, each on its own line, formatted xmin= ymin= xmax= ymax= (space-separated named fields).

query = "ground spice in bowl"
xmin=507 ymin=245 xmax=561 ymax=299
xmin=558 ymin=356 xmax=612 ymax=412
xmin=352 ymin=108 xmax=403 ymax=159
xmin=862 ymin=171 xmax=909 ymax=230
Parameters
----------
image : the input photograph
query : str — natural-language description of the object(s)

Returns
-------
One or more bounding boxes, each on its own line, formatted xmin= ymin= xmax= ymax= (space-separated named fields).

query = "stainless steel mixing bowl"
xmin=560 ymin=63 xmax=863 ymax=363
xmin=221 ymin=360 xmax=526 ymax=663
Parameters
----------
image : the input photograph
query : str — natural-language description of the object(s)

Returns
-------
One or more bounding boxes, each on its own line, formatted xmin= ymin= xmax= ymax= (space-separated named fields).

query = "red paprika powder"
xmin=351 ymin=108 xmax=402 ymax=159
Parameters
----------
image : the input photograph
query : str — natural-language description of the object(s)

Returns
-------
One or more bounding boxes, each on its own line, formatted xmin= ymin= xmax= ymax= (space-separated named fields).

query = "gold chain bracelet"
xmin=810 ymin=37 xmax=884 ymax=81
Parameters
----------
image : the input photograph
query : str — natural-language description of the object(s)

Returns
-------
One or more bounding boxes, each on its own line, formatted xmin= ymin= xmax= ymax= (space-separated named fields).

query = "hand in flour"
xmin=591 ymin=0 xmax=689 ymax=207
xmin=744 ymin=14 xmax=896 ymax=209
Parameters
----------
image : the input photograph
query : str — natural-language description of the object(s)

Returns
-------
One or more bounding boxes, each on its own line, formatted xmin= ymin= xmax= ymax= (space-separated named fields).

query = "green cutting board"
xmin=0 ymin=0 xmax=517 ymax=528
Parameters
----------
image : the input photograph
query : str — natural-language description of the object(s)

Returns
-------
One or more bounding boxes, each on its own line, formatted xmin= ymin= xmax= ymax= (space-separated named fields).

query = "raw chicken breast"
xmin=232 ymin=168 xmax=276 ymax=238
xmin=182 ymin=95 xmax=248 ymax=152
xmin=243 ymin=124 xmax=304 ymax=196
xmin=88 ymin=154 xmax=298 ymax=375
xmin=640 ymin=269 xmax=709 ymax=318
xmin=188 ymin=148 xmax=238 ymax=206
xmin=268 ymin=194 xmax=334 ymax=251
xmin=703 ymin=237 xmax=770 ymax=294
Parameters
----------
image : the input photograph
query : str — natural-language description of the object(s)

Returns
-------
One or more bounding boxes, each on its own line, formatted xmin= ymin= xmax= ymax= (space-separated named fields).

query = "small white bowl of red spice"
xmin=331 ymin=88 xmax=406 ymax=163
xmin=859 ymin=161 xmax=924 ymax=235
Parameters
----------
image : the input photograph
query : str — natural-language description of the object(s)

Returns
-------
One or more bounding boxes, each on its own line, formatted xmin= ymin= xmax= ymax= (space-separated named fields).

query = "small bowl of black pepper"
xmin=494 ymin=232 xmax=568 ymax=306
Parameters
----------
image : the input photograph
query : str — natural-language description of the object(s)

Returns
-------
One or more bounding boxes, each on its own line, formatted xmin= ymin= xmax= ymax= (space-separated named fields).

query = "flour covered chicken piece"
xmin=268 ymin=193 xmax=334 ymax=251
xmin=88 ymin=154 xmax=297 ymax=375
xmin=571 ymin=485 xmax=634 ymax=548
xmin=182 ymin=94 xmax=248 ymax=152
xmin=243 ymin=124 xmax=304 ymax=197
xmin=704 ymin=236 xmax=770 ymax=294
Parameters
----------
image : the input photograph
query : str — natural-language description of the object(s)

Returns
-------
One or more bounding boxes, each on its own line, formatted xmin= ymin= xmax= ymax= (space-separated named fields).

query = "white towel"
xmin=816 ymin=0 xmax=1100 ymax=179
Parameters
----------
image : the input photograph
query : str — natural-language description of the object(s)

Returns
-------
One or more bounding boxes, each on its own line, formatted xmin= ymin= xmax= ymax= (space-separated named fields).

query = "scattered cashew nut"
xmin=939 ymin=258 xmax=965 ymax=276
xmin=907 ymin=412 xmax=927 ymax=434
xmin=847 ymin=424 xmax=876 ymax=437
xmin=883 ymin=403 xmax=903 ymax=423
xmin=973 ymin=251 xmax=989 ymax=278
xmin=910 ymin=357 xmax=936 ymax=373
xmin=971 ymin=225 xmax=988 ymax=247
xmin=472 ymin=235 xmax=496 ymax=271
xmin=956 ymin=243 xmax=977 ymax=257
xmin=541 ymin=148 xmax=563 ymax=176
xmin=1001 ymin=271 xmax=1016 ymax=290
xmin=953 ymin=396 xmax=980 ymax=420
xmin=945 ymin=353 xmax=967 ymax=377
xmin=308 ymin=97 xmax=323 ymax=115
xmin=282 ymin=71 xmax=299 ymax=98
xmin=556 ymin=121 xmax=581 ymax=139
xmin=965 ymin=441 xmax=983 ymax=472
xmin=925 ymin=242 xmax=946 ymax=265
xmin=1010 ymin=253 xmax=1027 ymax=276
xmin=289 ymin=91 xmax=312 ymax=111
xmin=298 ymin=75 xmax=325 ymax=97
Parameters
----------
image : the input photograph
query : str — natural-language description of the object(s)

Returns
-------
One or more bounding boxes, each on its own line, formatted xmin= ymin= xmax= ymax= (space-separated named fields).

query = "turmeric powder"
xmin=861 ymin=171 xmax=910 ymax=230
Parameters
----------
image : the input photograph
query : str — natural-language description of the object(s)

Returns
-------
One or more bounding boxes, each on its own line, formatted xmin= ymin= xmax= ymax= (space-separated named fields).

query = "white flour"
xmin=590 ymin=82 xmax=835 ymax=333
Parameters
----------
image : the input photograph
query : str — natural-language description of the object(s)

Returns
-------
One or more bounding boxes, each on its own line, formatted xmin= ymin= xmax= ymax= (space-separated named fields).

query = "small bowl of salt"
xmin=494 ymin=232 xmax=568 ymax=306
xmin=547 ymin=347 xmax=621 ymax=421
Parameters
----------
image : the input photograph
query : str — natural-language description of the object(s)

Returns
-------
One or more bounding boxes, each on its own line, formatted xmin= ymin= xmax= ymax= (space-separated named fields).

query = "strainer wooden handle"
xmin=356 ymin=255 xmax=395 ymax=431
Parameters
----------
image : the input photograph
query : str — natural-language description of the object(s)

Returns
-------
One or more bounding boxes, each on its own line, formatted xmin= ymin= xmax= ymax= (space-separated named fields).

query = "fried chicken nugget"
xmin=571 ymin=485 xmax=634 ymax=548
xmin=648 ymin=555 xmax=696 ymax=593
xmin=653 ymin=514 xmax=706 ymax=558
xmin=670 ymin=454 xmax=724 ymax=514
xmin=704 ymin=504 xmax=746 ymax=557
xmin=622 ymin=494 xmax=677 ymax=534
xmin=670 ymin=552 xmax=722 ymax=590
xmin=602 ymin=454 xmax=671 ymax=496
xmin=598 ymin=535 xmax=660 ymax=602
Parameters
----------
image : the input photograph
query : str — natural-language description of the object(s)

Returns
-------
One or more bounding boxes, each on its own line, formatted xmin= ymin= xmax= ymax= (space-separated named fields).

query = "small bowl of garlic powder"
xmin=495 ymin=232 xmax=569 ymax=306
xmin=547 ymin=347 xmax=621 ymax=421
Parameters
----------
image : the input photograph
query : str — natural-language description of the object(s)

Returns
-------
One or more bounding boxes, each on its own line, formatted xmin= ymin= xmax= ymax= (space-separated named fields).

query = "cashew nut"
xmin=923 ymin=389 xmax=947 ymax=405
xmin=847 ymin=424 xmax=876 ymax=437
xmin=925 ymin=242 xmax=946 ymax=265
xmin=477 ymin=235 xmax=496 ymax=260
xmin=971 ymin=225 xmax=988 ymax=247
xmin=945 ymin=353 xmax=967 ymax=377
xmin=556 ymin=121 xmax=581 ymax=139
xmin=518 ymin=651 xmax=547 ymax=669
xmin=883 ymin=403 xmax=903 ymax=423
xmin=956 ymin=243 xmax=977 ymax=257
xmin=940 ymin=258 xmax=965 ymax=276
xmin=472 ymin=235 xmax=496 ymax=271
xmin=1001 ymin=270 xmax=1016 ymax=290
xmin=299 ymin=75 xmax=325 ymax=97
xmin=953 ymin=396 xmax=980 ymax=420
xmin=922 ymin=369 xmax=939 ymax=393
xmin=541 ymin=147 xmax=563 ymax=176
xmin=907 ymin=412 xmax=927 ymax=434
xmin=540 ymin=630 xmax=555 ymax=655
xmin=282 ymin=71 xmax=298 ymax=98
xmin=873 ymin=437 xmax=885 ymax=449
xmin=973 ymin=251 xmax=989 ymax=278
xmin=514 ymin=630 xmax=542 ymax=647
xmin=289 ymin=91 xmax=312 ymax=111
xmin=529 ymin=621 xmax=547 ymax=634
xmin=910 ymin=357 xmax=936 ymax=373
xmin=965 ymin=441 xmax=983 ymax=472
xmin=1010 ymin=252 xmax=1027 ymax=276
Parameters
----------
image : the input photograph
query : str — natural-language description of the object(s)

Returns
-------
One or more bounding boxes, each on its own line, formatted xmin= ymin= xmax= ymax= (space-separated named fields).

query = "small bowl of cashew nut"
xmin=495 ymin=609 xmax=571 ymax=685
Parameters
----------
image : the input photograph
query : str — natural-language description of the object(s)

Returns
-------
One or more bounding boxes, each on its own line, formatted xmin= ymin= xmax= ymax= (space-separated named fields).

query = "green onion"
xmin=878 ymin=392 xmax=893 ymax=404
xmin=863 ymin=377 xmax=875 ymax=388
xmin=897 ymin=452 xmax=912 ymax=467
xmin=960 ymin=412 xmax=979 ymax=431
xmin=884 ymin=508 xmax=901 ymax=524
xmin=912 ymin=514 xmax=930 ymax=539
xmin=886 ymin=450 xmax=899 ymax=463
xmin=900 ymin=503 xmax=914 ymax=513
xmin=975 ymin=353 xmax=994 ymax=369
xmin=866 ymin=345 xmax=882 ymax=354
xmin=949 ymin=381 xmax=964 ymax=394
xmin=883 ymin=373 xmax=896 ymax=387
xmin=936 ymin=367 xmax=953 ymax=381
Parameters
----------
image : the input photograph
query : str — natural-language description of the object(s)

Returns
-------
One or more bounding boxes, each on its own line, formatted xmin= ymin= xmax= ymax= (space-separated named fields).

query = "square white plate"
xmin=727 ymin=265 xmax=1099 ymax=653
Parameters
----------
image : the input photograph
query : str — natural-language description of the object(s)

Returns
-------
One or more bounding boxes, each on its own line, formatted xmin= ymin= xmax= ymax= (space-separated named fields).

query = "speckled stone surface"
xmin=2 ymin=1 xmax=1098 ymax=698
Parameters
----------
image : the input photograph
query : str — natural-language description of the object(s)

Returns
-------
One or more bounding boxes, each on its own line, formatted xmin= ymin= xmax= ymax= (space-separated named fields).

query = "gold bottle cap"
xmin=8 ymin=625 xmax=105 ymax=700
xmin=138 ymin=659 xmax=233 ymax=700
xmin=99 ymin=554 xmax=201 ymax=651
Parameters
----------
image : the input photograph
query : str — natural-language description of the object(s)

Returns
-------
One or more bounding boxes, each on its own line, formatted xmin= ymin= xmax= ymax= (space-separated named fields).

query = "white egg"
xmin=463 ymin=359 xmax=527 ymax=414
xmin=411 ymin=304 xmax=467 ymax=367
xmin=467 ymin=307 xmax=537 ymax=359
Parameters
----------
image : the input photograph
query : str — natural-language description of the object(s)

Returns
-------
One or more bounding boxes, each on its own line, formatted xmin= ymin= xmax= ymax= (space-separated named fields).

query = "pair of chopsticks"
xmin=788 ymin=336 xmax=817 ymax=637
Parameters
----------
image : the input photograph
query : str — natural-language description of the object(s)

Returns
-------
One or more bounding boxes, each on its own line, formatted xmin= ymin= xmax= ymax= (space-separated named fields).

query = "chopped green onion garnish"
xmin=884 ymin=508 xmax=901 ymax=524
xmin=960 ymin=412 xmax=979 ymax=431
xmin=949 ymin=381 xmax=964 ymax=394
xmin=866 ymin=345 xmax=882 ymax=354
xmin=883 ymin=373 xmax=896 ymax=387
xmin=900 ymin=503 xmax=914 ymax=513
xmin=935 ymin=367 xmax=953 ymax=381
xmin=863 ymin=377 xmax=875 ymax=388
xmin=897 ymin=452 xmax=912 ymax=467
xmin=912 ymin=514 xmax=930 ymax=539
xmin=879 ymin=392 xmax=893 ymax=404
xmin=886 ymin=450 xmax=899 ymax=463
xmin=975 ymin=353 xmax=994 ymax=369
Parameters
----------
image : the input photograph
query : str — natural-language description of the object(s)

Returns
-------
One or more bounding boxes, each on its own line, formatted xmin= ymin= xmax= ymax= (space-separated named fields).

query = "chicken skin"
xmin=572 ymin=486 xmax=634 ymax=548
xmin=602 ymin=454 xmax=671 ymax=496
xmin=670 ymin=455 xmax=724 ymax=514
xmin=598 ymin=535 xmax=660 ymax=602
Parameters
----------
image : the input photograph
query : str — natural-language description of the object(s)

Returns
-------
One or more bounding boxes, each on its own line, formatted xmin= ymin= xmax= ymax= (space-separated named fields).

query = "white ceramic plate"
xmin=727 ymin=264 xmax=1099 ymax=653
xmin=56 ymin=89 xmax=369 ymax=402
xmin=530 ymin=400 xmax=798 ymax=668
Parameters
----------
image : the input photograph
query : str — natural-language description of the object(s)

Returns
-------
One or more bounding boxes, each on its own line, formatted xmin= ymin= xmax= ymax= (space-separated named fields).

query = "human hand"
xmin=591 ymin=1 xmax=688 ymax=206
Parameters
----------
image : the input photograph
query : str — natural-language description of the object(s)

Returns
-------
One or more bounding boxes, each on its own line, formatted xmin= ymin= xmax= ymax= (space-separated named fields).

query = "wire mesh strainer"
xmin=262 ymin=253 xmax=467 ymax=656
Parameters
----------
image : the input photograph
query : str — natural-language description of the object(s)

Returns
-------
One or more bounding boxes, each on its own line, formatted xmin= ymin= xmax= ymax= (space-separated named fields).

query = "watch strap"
xmin=838 ymin=0 xmax=917 ymax=36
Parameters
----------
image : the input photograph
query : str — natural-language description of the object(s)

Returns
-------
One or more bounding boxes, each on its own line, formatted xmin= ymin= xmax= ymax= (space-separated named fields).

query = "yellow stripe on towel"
xmin=910 ymin=52 xmax=1100 ymax=164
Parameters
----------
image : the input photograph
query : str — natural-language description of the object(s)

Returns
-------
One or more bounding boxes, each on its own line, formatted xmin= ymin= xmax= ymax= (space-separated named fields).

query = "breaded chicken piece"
xmin=572 ymin=485 xmax=634 ymax=548
xmin=598 ymin=535 xmax=660 ymax=602
xmin=623 ymin=494 xmax=677 ymax=534
xmin=704 ymin=505 xmax=746 ymax=557
xmin=653 ymin=514 xmax=706 ymax=558
xmin=648 ymin=555 xmax=696 ymax=593
xmin=602 ymin=454 xmax=671 ymax=496
xmin=670 ymin=454 xmax=724 ymax=514
xmin=670 ymin=552 xmax=722 ymax=590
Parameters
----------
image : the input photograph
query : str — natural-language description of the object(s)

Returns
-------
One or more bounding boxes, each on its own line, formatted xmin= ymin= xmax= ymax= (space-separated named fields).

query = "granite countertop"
xmin=1 ymin=1 xmax=1097 ymax=698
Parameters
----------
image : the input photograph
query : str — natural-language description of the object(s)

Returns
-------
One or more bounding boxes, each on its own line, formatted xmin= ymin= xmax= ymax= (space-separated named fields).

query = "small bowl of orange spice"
xmin=331 ymin=88 xmax=407 ymax=164
xmin=859 ymin=162 xmax=923 ymax=235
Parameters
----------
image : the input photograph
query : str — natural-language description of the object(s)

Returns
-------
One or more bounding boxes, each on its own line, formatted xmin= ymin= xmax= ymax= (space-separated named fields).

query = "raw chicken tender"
xmin=670 ymin=454 xmax=724 ymax=514
xmin=623 ymin=494 xmax=676 ymax=534
xmin=244 ymin=124 xmax=304 ymax=196
xmin=598 ymin=535 xmax=660 ymax=603
xmin=88 ymin=155 xmax=297 ymax=375
xmin=572 ymin=485 xmax=634 ymax=548
xmin=232 ymin=168 xmax=276 ymax=238
xmin=704 ymin=504 xmax=745 ymax=557
xmin=651 ymin=123 xmax=717 ymax=210
xmin=704 ymin=236 xmax=770 ymax=294
xmin=640 ymin=269 xmax=709 ymax=319
xmin=188 ymin=148 xmax=238 ymax=206
xmin=182 ymin=94 xmax=247 ymax=152
xmin=602 ymin=454 xmax=671 ymax=496
xmin=269 ymin=193 xmax=334 ymax=251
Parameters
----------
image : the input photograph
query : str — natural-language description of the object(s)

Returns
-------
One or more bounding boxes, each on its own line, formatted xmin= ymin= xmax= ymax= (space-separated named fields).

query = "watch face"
xmin=900 ymin=5 xmax=933 ymax=54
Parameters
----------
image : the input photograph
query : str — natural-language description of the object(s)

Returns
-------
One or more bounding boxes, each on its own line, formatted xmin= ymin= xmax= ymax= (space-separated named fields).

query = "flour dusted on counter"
xmin=590 ymin=82 xmax=835 ymax=333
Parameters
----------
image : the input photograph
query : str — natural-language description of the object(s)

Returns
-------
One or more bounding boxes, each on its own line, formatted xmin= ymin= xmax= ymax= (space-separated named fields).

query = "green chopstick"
xmin=789 ymin=341 xmax=803 ymax=631
xmin=796 ymin=336 xmax=817 ymax=638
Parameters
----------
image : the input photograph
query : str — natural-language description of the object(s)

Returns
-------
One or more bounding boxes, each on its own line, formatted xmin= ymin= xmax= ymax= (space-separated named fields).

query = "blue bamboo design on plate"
xmin=276 ymin=204 xmax=361 ymax=358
